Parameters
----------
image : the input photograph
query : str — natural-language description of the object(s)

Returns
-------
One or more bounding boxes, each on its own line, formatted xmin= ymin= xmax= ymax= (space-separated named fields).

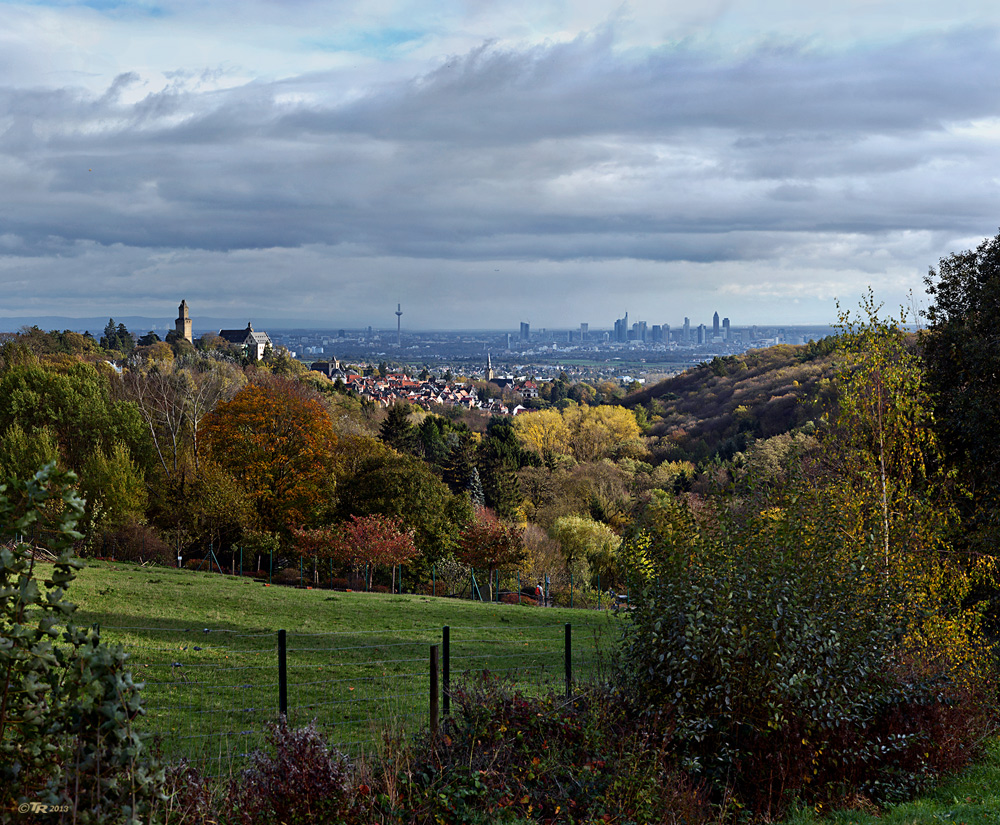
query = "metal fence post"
xmin=442 ymin=625 xmax=450 ymax=716
xmin=564 ymin=623 xmax=572 ymax=699
xmin=278 ymin=629 xmax=288 ymax=717
xmin=430 ymin=644 xmax=439 ymax=735
xmin=278 ymin=630 xmax=288 ymax=719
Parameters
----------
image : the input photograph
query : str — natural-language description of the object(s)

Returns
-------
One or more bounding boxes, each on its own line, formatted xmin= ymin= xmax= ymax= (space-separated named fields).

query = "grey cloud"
xmin=1 ymin=23 xmax=999 ymax=329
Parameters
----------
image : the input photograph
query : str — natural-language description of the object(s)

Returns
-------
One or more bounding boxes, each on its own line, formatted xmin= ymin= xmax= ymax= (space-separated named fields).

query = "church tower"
xmin=175 ymin=300 xmax=193 ymax=344
xmin=486 ymin=353 xmax=495 ymax=382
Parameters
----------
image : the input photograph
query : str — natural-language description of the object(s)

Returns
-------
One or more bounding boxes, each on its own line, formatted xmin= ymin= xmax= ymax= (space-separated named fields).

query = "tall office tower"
xmin=697 ymin=324 xmax=707 ymax=344
xmin=505 ymin=333 xmax=511 ymax=349
xmin=580 ymin=322 xmax=588 ymax=340
xmin=651 ymin=324 xmax=662 ymax=342
xmin=683 ymin=317 xmax=691 ymax=342
xmin=663 ymin=324 xmax=671 ymax=342
xmin=614 ymin=314 xmax=629 ymax=343
xmin=520 ymin=322 xmax=530 ymax=341
xmin=722 ymin=317 xmax=730 ymax=340
xmin=632 ymin=321 xmax=647 ymax=342
xmin=713 ymin=311 xmax=720 ymax=338
xmin=395 ymin=303 xmax=403 ymax=346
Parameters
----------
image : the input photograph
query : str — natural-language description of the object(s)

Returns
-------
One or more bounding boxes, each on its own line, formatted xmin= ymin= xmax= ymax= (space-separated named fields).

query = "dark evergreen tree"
xmin=477 ymin=417 xmax=526 ymax=519
xmin=379 ymin=401 xmax=418 ymax=454
xmin=100 ymin=318 xmax=116 ymax=350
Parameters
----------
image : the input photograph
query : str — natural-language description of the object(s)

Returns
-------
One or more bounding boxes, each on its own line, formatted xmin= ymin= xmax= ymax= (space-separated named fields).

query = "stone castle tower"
xmin=175 ymin=300 xmax=192 ymax=344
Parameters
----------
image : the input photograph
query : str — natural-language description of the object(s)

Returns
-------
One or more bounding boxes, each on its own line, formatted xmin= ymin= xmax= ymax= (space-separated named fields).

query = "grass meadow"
xmin=64 ymin=560 xmax=620 ymax=773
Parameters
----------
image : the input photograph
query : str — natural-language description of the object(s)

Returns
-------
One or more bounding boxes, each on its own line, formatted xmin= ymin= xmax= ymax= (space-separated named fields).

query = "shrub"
xmin=93 ymin=520 xmax=174 ymax=565
xmin=230 ymin=719 xmax=351 ymax=825
xmin=274 ymin=567 xmax=303 ymax=585
xmin=388 ymin=674 xmax=710 ymax=825
xmin=0 ymin=464 xmax=164 ymax=821
xmin=501 ymin=592 xmax=537 ymax=605
xmin=619 ymin=492 xmax=998 ymax=816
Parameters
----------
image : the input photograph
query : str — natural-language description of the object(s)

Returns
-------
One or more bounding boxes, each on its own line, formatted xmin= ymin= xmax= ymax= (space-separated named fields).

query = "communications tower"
xmin=395 ymin=303 xmax=403 ymax=347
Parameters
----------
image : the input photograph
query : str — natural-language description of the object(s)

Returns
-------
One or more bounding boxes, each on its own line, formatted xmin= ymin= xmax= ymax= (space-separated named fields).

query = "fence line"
xmin=101 ymin=621 xmax=616 ymax=775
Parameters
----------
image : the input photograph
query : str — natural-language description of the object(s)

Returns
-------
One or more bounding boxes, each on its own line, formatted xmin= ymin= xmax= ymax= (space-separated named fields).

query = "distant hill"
xmin=624 ymin=340 xmax=840 ymax=463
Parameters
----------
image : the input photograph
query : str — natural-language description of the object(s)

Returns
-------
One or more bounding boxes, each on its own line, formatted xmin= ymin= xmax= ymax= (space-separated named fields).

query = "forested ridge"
xmin=5 ymin=233 xmax=1000 ymax=822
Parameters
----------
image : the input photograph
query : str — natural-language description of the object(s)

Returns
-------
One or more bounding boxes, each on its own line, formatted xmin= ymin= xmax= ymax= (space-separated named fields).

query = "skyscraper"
xmin=580 ymin=322 xmax=588 ymax=341
xmin=683 ymin=317 xmax=691 ymax=342
xmin=614 ymin=312 xmax=629 ymax=343
xmin=713 ymin=311 xmax=720 ymax=338
xmin=722 ymin=317 xmax=731 ymax=340
xmin=520 ymin=322 xmax=530 ymax=341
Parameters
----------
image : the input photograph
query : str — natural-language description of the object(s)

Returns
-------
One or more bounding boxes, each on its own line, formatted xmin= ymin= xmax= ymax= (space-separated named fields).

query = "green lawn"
xmin=65 ymin=560 xmax=621 ymax=773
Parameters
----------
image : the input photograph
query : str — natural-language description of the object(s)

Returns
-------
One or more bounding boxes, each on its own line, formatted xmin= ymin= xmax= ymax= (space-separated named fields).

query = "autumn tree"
xmin=293 ymin=515 xmax=418 ymax=590
xmin=201 ymin=377 xmax=338 ymax=533
xmin=457 ymin=508 xmax=527 ymax=600
xmin=512 ymin=408 xmax=570 ymax=457
xmin=834 ymin=291 xmax=947 ymax=572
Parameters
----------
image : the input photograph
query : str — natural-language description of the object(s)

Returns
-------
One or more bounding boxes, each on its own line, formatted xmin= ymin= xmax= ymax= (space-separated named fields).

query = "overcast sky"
xmin=1 ymin=1 xmax=998 ymax=331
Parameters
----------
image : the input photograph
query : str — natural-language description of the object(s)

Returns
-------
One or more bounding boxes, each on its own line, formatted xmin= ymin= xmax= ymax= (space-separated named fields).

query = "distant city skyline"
xmin=1 ymin=1 xmax=998 ymax=326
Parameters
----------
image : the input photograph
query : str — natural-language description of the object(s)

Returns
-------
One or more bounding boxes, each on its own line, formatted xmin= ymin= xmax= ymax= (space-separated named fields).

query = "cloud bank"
xmin=0 ymin=1 xmax=998 ymax=329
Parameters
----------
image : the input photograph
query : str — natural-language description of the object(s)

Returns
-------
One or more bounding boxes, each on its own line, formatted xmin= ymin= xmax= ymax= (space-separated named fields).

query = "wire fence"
xmin=101 ymin=620 xmax=619 ymax=776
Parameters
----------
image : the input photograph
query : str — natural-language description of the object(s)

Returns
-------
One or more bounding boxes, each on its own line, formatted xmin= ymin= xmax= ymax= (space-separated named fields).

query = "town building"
xmin=218 ymin=322 xmax=272 ymax=360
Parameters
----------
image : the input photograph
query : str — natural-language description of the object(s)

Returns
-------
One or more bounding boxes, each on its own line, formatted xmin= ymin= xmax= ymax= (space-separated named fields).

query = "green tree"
xmin=477 ymin=417 xmax=530 ymax=519
xmin=548 ymin=515 xmax=621 ymax=587
xmin=79 ymin=441 xmax=148 ymax=534
xmin=379 ymin=401 xmax=418 ymax=454
xmin=0 ymin=361 xmax=150 ymax=473
xmin=922 ymin=230 xmax=1000 ymax=554
xmin=336 ymin=451 xmax=473 ymax=571
xmin=0 ymin=423 xmax=60 ymax=480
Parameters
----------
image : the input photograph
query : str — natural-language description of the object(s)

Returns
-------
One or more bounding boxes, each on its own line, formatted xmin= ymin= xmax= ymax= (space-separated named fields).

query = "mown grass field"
xmin=64 ymin=560 xmax=621 ymax=772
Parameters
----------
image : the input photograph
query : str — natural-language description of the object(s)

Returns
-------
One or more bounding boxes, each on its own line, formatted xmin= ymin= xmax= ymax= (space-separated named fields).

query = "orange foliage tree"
xmin=200 ymin=377 xmax=338 ymax=533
